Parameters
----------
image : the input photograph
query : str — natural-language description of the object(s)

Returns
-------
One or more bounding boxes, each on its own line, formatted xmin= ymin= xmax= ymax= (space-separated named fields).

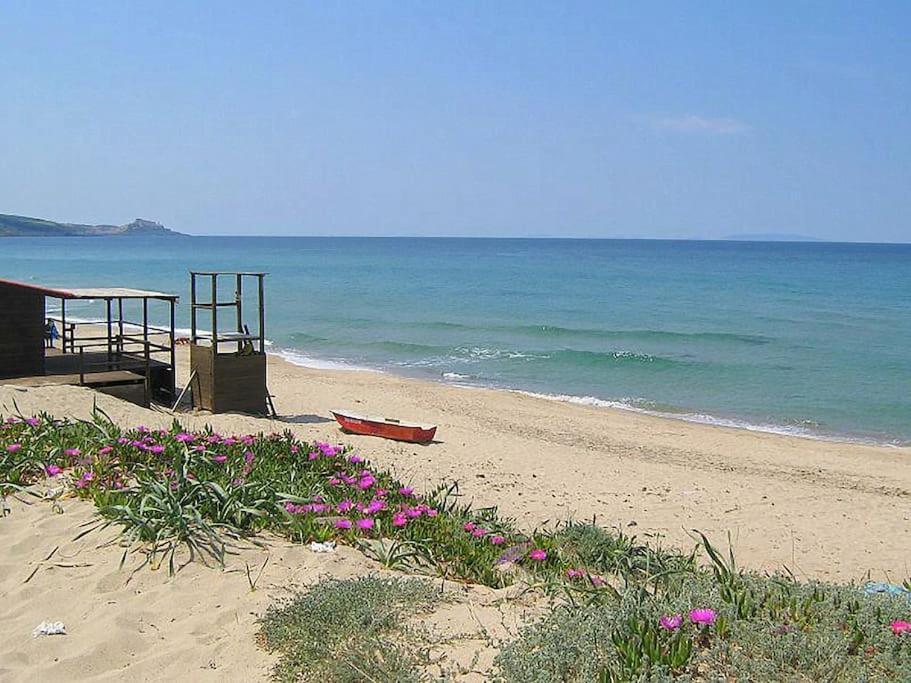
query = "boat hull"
xmin=331 ymin=411 xmax=437 ymax=443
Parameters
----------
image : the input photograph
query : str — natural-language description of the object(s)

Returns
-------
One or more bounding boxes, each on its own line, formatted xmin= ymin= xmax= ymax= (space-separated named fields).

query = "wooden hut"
xmin=0 ymin=279 xmax=178 ymax=406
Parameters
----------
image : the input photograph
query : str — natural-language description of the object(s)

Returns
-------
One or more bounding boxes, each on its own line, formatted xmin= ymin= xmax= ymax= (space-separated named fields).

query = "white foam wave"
xmin=274 ymin=348 xmax=379 ymax=373
xmin=513 ymin=390 xmax=835 ymax=441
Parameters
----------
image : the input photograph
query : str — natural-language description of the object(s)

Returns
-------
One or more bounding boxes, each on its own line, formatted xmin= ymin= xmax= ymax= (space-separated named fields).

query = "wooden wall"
xmin=190 ymin=344 xmax=267 ymax=414
xmin=0 ymin=283 xmax=46 ymax=379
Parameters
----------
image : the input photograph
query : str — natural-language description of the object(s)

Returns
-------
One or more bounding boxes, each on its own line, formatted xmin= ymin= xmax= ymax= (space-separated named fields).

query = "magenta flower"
xmin=892 ymin=620 xmax=911 ymax=635
xmin=348 ymin=454 xmax=364 ymax=464
xmin=244 ymin=451 xmax=255 ymax=464
xmin=25 ymin=417 xmax=40 ymax=427
xmin=175 ymin=432 xmax=194 ymax=443
xmin=335 ymin=518 xmax=352 ymax=530
xmin=398 ymin=486 xmax=414 ymax=497
xmin=357 ymin=475 xmax=376 ymax=490
xmin=689 ymin=609 xmax=717 ymax=626
xmin=337 ymin=499 xmax=354 ymax=513
xmin=365 ymin=499 xmax=386 ymax=515
xmin=149 ymin=444 xmax=165 ymax=455
xmin=660 ymin=614 xmax=683 ymax=631
xmin=356 ymin=517 xmax=375 ymax=530
xmin=290 ymin=445 xmax=300 ymax=454
xmin=392 ymin=513 xmax=408 ymax=527
xmin=212 ymin=454 xmax=227 ymax=464
xmin=98 ymin=446 xmax=114 ymax=456
xmin=44 ymin=464 xmax=62 ymax=477
xmin=64 ymin=448 xmax=81 ymax=457
xmin=566 ymin=568 xmax=584 ymax=579
xmin=471 ymin=527 xmax=487 ymax=538
xmin=74 ymin=471 xmax=94 ymax=489
xmin=528 ymin=549 xmax=547 ymax=562
xmin=6 ymin=443 xmax=21 ymax=453
xmin=463 ymin=522 xmax=475 ymax=532
xmin=490 ymin=535 xmax=506 ymax=545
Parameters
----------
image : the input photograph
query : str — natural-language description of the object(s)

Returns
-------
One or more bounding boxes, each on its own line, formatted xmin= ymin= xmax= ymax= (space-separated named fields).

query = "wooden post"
xmin=190 ymin=272 xmax=197 ymax=343
xmin=169 ymin=298 xmax=176 ymax=399
xmin=236 ymin=273 xmax=243 ymax=352
xmin=61 ymin=298 xmax=67 ymax=353
xmin=106 ymin=298 xmax=113 ymax=365
xmin=258 ymin=274 xmax=265 ymax=354
xmin=117 ymin=298 xmax=123 ymax=350
xmin=211 ymin=273 xmax=218 ymax=355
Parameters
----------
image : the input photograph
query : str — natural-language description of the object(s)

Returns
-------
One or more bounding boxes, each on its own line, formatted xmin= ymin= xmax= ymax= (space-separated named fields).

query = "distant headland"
xmin=0 ymin=213 xmax=184 ymax=237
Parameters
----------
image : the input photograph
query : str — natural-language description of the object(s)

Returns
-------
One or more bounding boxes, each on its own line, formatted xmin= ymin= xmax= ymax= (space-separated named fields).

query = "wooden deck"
xmin=0 ymin=349 xmax=164 ymax=390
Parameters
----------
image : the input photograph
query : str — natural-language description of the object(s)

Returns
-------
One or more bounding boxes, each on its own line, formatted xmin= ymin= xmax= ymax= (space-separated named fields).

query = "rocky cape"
xmin=0 ymin=214 xmax=184 ymax=237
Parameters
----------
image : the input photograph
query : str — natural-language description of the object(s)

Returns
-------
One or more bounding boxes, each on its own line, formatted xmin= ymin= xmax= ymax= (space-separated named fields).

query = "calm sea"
xmin=4 ymin=236 xmax=910 ymax=444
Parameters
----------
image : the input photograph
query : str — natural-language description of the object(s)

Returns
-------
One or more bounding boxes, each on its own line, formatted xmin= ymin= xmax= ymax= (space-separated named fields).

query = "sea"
xmin=3 ymin=236 xmax=909 ymax=445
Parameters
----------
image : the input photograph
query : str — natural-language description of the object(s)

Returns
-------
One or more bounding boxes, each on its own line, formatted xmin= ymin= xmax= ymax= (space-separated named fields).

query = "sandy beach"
xmin=2 ymin=348 xmax=910 ymax=680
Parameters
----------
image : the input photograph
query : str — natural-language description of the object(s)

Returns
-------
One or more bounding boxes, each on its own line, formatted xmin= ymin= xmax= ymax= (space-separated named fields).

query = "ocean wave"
xmin=514 ymin=390 xmax=831 ymax=440
xmin=274 ymin=348 xmax=377 ymax=372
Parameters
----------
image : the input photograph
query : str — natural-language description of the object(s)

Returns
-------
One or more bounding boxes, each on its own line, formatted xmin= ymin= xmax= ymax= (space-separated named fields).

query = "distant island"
xmin=721 ymin=232 xmax=823 ymax=242
xmin=0 ymin=213 xmax=184 ymax=237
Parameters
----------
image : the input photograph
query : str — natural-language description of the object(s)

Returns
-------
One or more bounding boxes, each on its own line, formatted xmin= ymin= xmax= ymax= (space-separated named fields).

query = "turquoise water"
xmin=3 ymin=237 xmax=910 ymax=444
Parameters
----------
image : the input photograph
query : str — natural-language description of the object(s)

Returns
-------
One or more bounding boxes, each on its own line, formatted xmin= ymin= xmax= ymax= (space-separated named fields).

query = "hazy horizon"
xmin=1 ymin=2 xmax=909 ymax=242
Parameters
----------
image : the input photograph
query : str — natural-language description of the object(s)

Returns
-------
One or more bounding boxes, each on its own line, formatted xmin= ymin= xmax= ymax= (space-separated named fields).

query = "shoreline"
xmin=269 ymin=344 xmax=908 ymax=448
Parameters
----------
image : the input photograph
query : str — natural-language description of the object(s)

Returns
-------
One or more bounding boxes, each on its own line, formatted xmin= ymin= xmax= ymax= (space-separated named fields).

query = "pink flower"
xmin=175 ymin=432 xmax=194 ymax=443
xmin=335 ymin=518 xmax=352 ymax=530
xmin=65 ymin=448 xmax=81 ymax=457
xmin=348 ymin=454 xmax=364 ymax=464
xmin=290 ymin=445 xmax=300 ymax=454
xmin=660 ymin=614 xmax=683 ymax=631
xmin=566 ymin=568 xmax=584 ymax=579
xmin=689 ymin=609 xmax=717 ymax=626
xmin=44 ymin=464 xmax=62 ymax=477
xmin=892 ymin=620 xmax=911 ymax=636
xmin=98 ymin=446 xmax=114 ymax=456
xmin=528 ymin=549 xmax=547 ymax=562
xmin=471 ymin=528 xmax=487 ymax=538
xmin=6 ymin=443 xmax=21 ymax=453
xmin=149 ymin=444 xmax=165 ymax=455
xmin=357 ymin=475 xmax=376 ymax=490
xmin=365 ymin=499 xmax=386 ymax=515
xmin=244 ymin=451 xmax=255 ymax=464
xmin=398 ymin=486 xmax=414 ymax=497
xmin=25 ymin=418 xmax=40 ymax=427
xmin=356 ymin=517 xmax=375 ymax=530
xmin=463 ymin=522 xmax=475 ymax=532
xmin=490 ymin=535 xmax=506 ymax=545
xmin=337 ymin=499 xmax=354 ymax=513
xmin=74 ymin=471 xmax=94 ymax=489
xmin=212 ymin=455 xmax=227 ymax=464
xmin=392 ymin=513 xmax=408 ymax=527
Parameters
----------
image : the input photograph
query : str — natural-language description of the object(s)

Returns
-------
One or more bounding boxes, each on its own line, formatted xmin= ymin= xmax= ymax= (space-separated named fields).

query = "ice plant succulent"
xmin=892 ymin=620 xmax=911 ymax=636
xmin=690 ymin=608 xmax=717 ymax=626
xmin=660 ymin=614 xmax=684 ymax=631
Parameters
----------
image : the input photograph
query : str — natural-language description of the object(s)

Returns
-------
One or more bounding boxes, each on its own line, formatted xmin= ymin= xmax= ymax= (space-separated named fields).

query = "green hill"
xmin=0 ymin=214 xmax=183 ymax=237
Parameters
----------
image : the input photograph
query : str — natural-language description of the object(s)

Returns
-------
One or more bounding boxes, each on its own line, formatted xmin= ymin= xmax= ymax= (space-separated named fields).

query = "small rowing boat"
xmin=330 ymin=409 xmax=437 ymax=443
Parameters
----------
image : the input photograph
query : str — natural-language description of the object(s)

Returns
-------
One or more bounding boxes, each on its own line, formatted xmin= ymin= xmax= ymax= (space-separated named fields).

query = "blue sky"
xmin=1 ymin=1 xmax=909 ymax=240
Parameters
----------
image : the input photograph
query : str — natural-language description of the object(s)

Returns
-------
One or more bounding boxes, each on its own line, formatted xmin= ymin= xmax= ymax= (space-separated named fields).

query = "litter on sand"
xmin=308 ymin=541 xmax=336 ymax=553
xmin=33 ymin=621 xmax=67 ymax=638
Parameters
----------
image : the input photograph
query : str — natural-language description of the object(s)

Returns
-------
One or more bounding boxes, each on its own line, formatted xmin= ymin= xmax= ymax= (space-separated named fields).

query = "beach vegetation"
xmin=2 ymin=411 xmax=910 ymax=680
xmin=258 ymin=575 xmax=442 ymax=682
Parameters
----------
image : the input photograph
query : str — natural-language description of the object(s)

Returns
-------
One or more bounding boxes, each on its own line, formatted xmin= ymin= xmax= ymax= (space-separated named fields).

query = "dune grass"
xmin=2 ymin=410 xmax=910 ymax=681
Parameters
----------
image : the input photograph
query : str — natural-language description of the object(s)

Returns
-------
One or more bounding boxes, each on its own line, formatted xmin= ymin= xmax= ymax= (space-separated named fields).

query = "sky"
xmin=1 ymin=2 xmax=909 ymax=241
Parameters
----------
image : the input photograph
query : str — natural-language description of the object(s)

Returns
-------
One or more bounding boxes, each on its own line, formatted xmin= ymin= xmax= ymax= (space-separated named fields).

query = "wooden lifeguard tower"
xmin=188 ymin=271 xmax=271 ymax=414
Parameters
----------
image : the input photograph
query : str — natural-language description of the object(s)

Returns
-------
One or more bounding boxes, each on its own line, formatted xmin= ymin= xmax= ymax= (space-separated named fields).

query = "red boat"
xmin=330 ymin=409 xmax=437 ymax=443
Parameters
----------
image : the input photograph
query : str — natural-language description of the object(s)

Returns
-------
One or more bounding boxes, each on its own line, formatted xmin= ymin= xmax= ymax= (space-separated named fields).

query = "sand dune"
xmin=2 ymin=348 xmax=910 ymax=679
